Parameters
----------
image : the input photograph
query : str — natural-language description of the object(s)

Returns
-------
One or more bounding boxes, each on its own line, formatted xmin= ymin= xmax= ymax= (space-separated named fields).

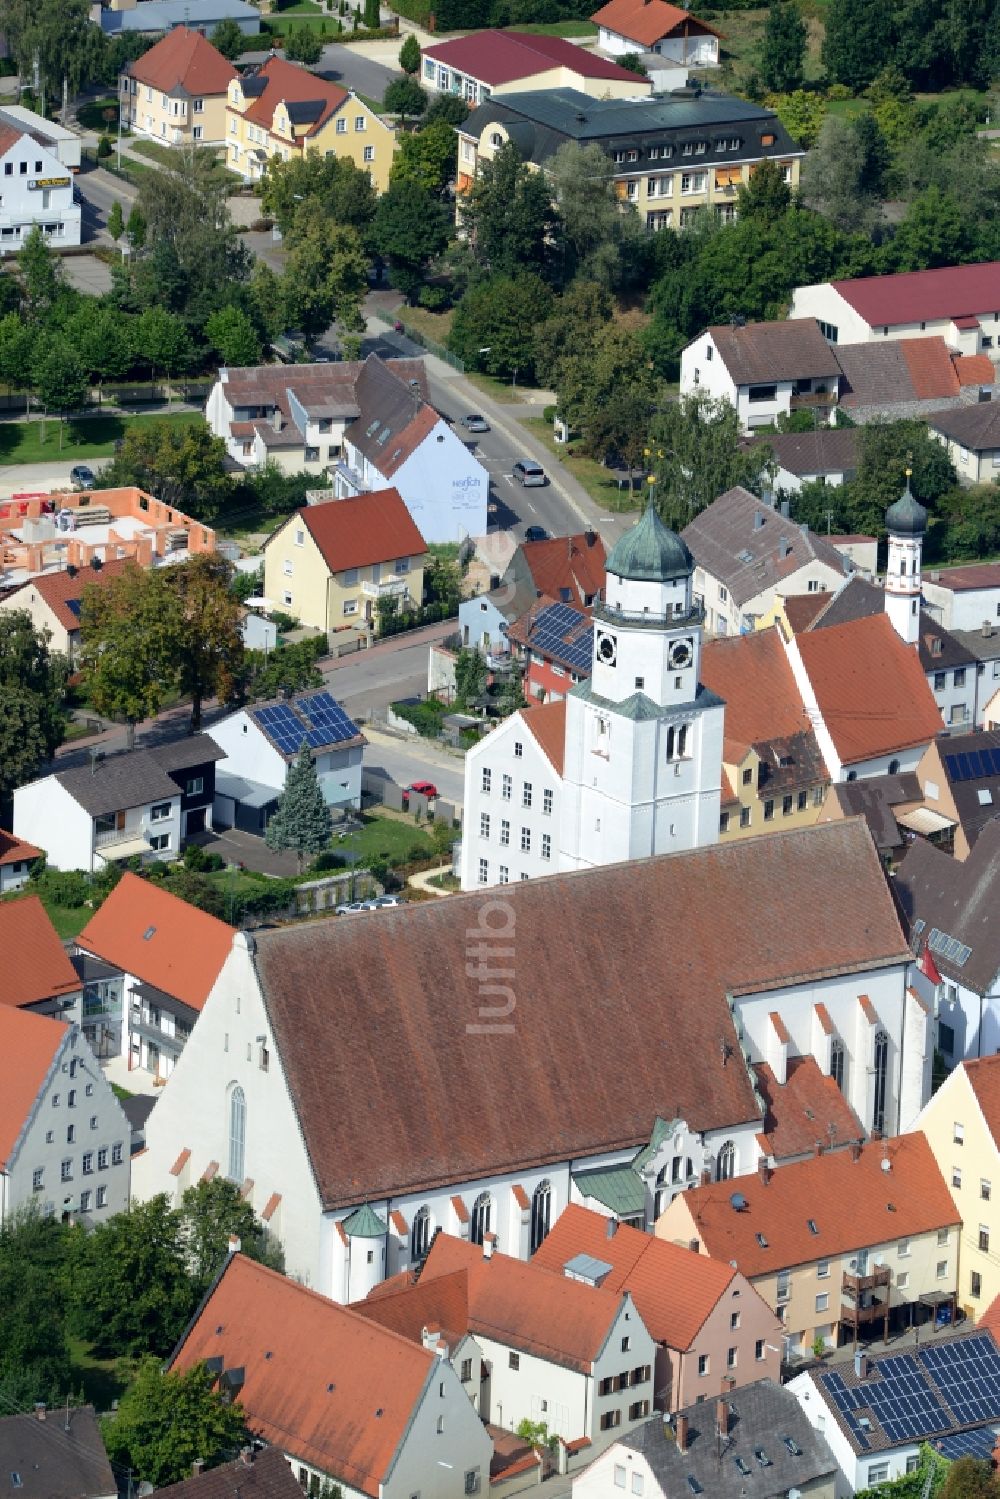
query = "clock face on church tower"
xmin=596 ymin=630 xmax=618 ymax=666
xmin=668 ymin=638 xmax=694 ymax=670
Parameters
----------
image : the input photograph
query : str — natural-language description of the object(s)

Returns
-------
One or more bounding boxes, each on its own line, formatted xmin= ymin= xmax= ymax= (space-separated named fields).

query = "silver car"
xmin=513 ymin=460 xmax=547 ymax=488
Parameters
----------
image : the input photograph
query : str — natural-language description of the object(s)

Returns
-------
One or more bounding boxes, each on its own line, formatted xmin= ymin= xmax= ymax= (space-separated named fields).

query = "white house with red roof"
xmin=590 ymin=0 xmax=720 ymax=65
xmin=790 ymin=261 xmax=1000 ymax=361
xmin=0 ymin=107 xmax=80 ymax=249
xmin=420 ymin=30 xmax=651 ymax=108
xmin=0 ymin=830 xmax=41 ymax=892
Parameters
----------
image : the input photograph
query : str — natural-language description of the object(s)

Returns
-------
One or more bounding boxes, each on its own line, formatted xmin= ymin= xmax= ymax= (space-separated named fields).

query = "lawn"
xmin=77 ymin=97 xmax=121 ymax=132
xmin=128 ymin=139 xmax=232 ymax=179
xmin=275 ymin=0 xmax=323 ymax=9
xmin=509 ymin=19 xmax=597 ymax=36
xmin=67 ymin=1334 xmax=132 ymax=1412
xmin=0 ymin=410 xmax=203 ymax=466
xmin=524 ymin=418 xmax=643 ymax=513
xmin=332 ymin=812 xmax=435 ymax=867
xmin=393 ymin=303 xmax=453 ymax=346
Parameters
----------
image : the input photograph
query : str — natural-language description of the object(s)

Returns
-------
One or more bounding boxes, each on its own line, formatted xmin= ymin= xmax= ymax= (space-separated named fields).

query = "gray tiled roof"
xmin=894 ymin=817 xmax=1000 ymax=991
xmin=681 ymin=487 xmax=851 ymax=607
xmin=926 ymin=400 xmax=1000 ymax=451
xmin=154 ymin=1447 xmax=301 ymax=1499
xmin=831 ymin=771 xmax=922 ymax=852
xmin=55 ymin=751 xmax=179 ymax=817
xmin=709 ymin=319 xmax=841 ymax=387
xmin=0 ymin=1407 xmax=116 ymax=1499
xmin=148 ymin=735 xmax=227 ymax=772
xmin=620 ymin=1380 xmax=836 ymax=1498
xmin=752 ymin=426 xmax=859 ymax=477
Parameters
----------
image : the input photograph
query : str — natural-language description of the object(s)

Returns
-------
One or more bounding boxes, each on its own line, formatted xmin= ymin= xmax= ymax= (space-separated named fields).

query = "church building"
xmin=460 ymin=506 xmax=725 ymax=890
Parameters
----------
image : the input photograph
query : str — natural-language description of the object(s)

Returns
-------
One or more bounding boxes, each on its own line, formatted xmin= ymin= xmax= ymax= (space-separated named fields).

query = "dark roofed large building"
xmin=0 ymin=1407 xmax=115 ymax=1499
xmin=153 ymin=1445 xmax=302 ymax=1499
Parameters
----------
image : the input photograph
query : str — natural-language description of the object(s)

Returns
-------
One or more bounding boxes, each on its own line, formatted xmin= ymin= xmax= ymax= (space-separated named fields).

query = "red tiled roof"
xmin=925 ymin=562 xmax=1000 ymax=593
xmin=128 ymin=25 xmax=237 ymax=96
xmin=590 ymin=0 xmax=721 ymax=47
xmin=238 ymin=56 xmax=348 ymax=135
xmin=521 ymin=697 xmax=566 ymax=775
xmin=701 ymin=630 xmax=813 ymax=761
xmin=0 ymin=829 xmax=41 ymax=867
xmin=532 ymin=1204 xmax=742 ymax=1350
xmin=831 ymin=261 xmax=1000 ymax=328
xmin=0 ymin=1007 xmax=66 ymax=1170
xmin=296 ymin=489 xmax=427 ymax=576
xmin=520 ymin=532 xmax=606 ymax=606
xmin=754 ymin=1057 xmax=863 ymax=1162
xmin=170 ymin=1256 xmax=444 ymax=1498
xmin=4 ymin=558 xmax=139 ymax=634
xmin=0 ymin=895 xmax=80 ymax=1008
xmin=674 ymin=1134 xmax=959 ymax=1279
xmin=783 ymin=594 xmax=830 ymax=634
xmin=78 ymin=873 xmax=233 ymax=1013
xmin=900 ymin=338 xmax=961 ymax=400
xmin=953 ymin=354 xmax=996 ymax=386
xmin=423 ymin=30 xmax=645 ymax=86
xmin=961 ymin=1055 xmax=1000 ymax=1148
xmin=355 ymin=1267 xmax=471 ymax=1348
xmin=795 ymin=614 xmax=944 ymax=765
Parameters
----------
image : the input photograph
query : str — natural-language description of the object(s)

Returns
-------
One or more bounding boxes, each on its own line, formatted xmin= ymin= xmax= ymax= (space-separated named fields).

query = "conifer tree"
xmin=265 ymin=743 xmax=333 ymax=872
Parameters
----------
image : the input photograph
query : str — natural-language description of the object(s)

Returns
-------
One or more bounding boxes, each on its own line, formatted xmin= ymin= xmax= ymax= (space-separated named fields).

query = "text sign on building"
xmin=28 ymin=177 xmax=70 ymax=190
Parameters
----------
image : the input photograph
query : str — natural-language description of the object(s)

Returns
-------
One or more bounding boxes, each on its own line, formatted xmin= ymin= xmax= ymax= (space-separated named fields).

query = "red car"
xmin=402 ymin=780 xmax=438 ymax=807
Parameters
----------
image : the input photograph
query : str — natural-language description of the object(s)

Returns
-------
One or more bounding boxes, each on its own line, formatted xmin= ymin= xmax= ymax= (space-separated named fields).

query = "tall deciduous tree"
xmin=178 ymin=1179 xmax=284 ymax=1295
xmin=212 ymin=17 xmax=244 ymax=59
xmin=107 ymin=199 xmax=125 ymax=243
xmin=647 ymin=393 xmax=776 ymax=531
xmin=0 ymin=0 xmax=103 ymax=102
xmin=390 ymin=119 xmax=458 ymax=196
xmin=735 ymin=158 xmax=791 ymax=223
xmin=372 ymin=177 xmax=451 ymax=298
xmin=79 ymin=565 xmax=180 ymax=748
xmin=102 ymin=1359 xmax=247 ymax=1487
xmin=758 ymin=0 xmax=806 ymax=93
xmin=449 ymin=272 xmax=554 ymax=381
xmin=383 ymin=75 xmax=426 ymax=120
xmin=68 ymin=1195 xmax=195 ymax=1357
xmin=0 ymin=610 xmax=68 ymax=795
xmin=166 ymin=553 xmax=244 ymax=731
xmin=260 ymin=153 xmax=376 ymax=235
xmin=98 ymin=418 xmax=231 ymax=523
xmin=822 ymin=0 xmax=894 ymax=90
xmin=0 ymin=1209 xmax=73 ymax=1410
xmin=34 ymin=341 xmax=87 ymax=444
xmin=265 ymin=744 xmax=333 ymax=872
xmin=280 ymin=213 xmax=368 ymax=337
xmin=799 ymin=115 xmax=881 ymax=233
xmin=459 ymin=140 xmax=561 ymax=282
xmin=205 ymin=306 xmax=262 ymax=367
xmin=284 ymin=26 xmax=323 ymax=64
xmin=18 ymin=226 xmax=61 ymax=322
xmin=548 ymin=140 xmax=642 ymax=289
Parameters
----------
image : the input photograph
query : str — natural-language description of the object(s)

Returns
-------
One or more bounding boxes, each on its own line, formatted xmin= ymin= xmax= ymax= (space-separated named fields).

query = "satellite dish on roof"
xmin=730 ymin=1192 xmax=748 ymax=1212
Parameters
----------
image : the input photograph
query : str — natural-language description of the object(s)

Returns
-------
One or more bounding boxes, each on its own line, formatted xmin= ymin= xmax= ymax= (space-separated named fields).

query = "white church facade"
xmin=461 ymin=506 xmax=725 ymax=891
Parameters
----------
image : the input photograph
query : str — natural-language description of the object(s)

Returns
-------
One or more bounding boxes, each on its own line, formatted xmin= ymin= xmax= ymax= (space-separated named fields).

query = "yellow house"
xmin=915 ymin=1055 xmax=1000 ymax=1320
xmin=699 ymin=628 xmax=830 ymax=840
xmin=120 ymin=27 xmax=236 ymax=148
xmin=657 ymin=1136 xmax=961 ymax=1360
xmin=263 ymin=488 xmax=427 ymax=636
xmin=226 ymin=55 xmax=395 ymax=191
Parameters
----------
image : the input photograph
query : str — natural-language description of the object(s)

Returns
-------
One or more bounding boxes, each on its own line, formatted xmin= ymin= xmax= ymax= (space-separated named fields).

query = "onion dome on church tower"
xmin=885 ymin=473 xmax=928 ymax=537
xmin=605 ymin=502 xmax=694 ymax=583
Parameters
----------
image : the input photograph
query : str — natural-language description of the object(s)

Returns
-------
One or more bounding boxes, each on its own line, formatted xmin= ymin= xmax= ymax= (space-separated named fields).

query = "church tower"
xmin=883 ymin=473 xmax=928 ymax=647
xmin=560 ymin=504 xmax=724 ymax=870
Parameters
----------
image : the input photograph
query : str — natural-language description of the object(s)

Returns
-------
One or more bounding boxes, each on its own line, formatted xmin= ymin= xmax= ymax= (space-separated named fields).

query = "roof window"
xmin=807 ymin=1219 xmax=818 ymax=1235
xmin=755 ymin=1232 xmax=768 ymax=1247
xmin=143 ymin=926 xmax=156 ymax=941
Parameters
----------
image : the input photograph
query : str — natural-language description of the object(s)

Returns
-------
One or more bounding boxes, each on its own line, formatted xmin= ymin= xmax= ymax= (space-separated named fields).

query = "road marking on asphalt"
xmin=502 ymin=474 xmax=514 ymax=486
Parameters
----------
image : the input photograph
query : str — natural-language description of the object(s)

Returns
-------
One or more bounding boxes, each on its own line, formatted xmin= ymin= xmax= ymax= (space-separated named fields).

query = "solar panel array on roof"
xmin=529 ymin=601 xmax=593 ymax=673
xmin=251 ymin=692 xmax=360 ymax=757
xmin=945 ymin=747 xmax=1000 ymax=781
xmin=928 ymin=927 xmax=972 ymax=968
xmin=936 ymin=1429 xmax=997 ymax=1461
xmin=818 ymin=1333 xmax=1000 ymax=1452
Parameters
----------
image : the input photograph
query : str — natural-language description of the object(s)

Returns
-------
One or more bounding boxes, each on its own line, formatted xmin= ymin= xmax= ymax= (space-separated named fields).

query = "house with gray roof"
xmin=0 ymin=1405 xmax=116 ymax=1499
xmin=97 ymin=0 xmax=261 ymax=36
xmin=681 ymin=319 xmax=842 ymax=431
xmin=12 ymin=734 xmax=223 ymax=871
xmin=927 ymin=399 xmax=1000 ymax=486
xmin=573 ymin=1380 xmax=836 ymax=1499
xmin=748 ymin=427 xmax=859 ymax=493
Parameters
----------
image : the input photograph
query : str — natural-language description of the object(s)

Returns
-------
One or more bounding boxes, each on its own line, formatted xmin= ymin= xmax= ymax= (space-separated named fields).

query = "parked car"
xmin=461 ymin=414 xmax=490 ymax=433
xmin=524 ymin=525 xmax=548 ymax=542
xmin=366 ymin=895 xmax=404 ymax=909
xmin=70 ymin=464 xmax=96 ymax=490
xmin=335 ymin=899 xmax=369 ymax=915
xmin=401 ymin=780 xmax=439 ymax=809
xmin=513 ymin=460 xmax=547 ymax=488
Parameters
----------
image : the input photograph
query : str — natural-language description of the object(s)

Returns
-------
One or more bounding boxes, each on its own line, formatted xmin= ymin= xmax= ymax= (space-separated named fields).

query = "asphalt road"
xmin=362 ymin=728 xmax=466 ymax=806
xmin=240 ymin=42 xmax=400 ymax=103
xmin=321 ymin=619 xmax=453 ymax=718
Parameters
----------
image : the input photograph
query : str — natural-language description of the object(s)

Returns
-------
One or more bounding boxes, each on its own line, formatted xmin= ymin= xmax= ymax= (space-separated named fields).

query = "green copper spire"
xmin=605 ymin=502 xmax=694 ymax=583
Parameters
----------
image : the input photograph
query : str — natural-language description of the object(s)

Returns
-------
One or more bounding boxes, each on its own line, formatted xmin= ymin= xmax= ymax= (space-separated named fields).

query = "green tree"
xmin=372 ymin=177 xmax=451 ymax=299
xmin=886 ymin=184 xmax=976 ymax=271
xmin=939 ymin=1457 xmax=1000 ymax=1499
xmin=178 ymin=1179 xmax=285 ymax=1295
xmin=459 ymin=140 xmax=561 ymax=281
xmin=454 ymin=646 xmax=487 ymax=708
xmin=212 ymin=16 xmax=244 ymax=59
xmin=548 ymin=140 xmax=642 ymax=289
xmin=449 ymin=272 xmax=554 ymax=381
xmin=0 ymin=1209 xmax=73 ymax=1411
xmin=0 ymin=0 xmax=103 ymax=103
xmin=34 ymin=342 xmax=88 ymax=445
xmin=102 ymin=1359 xmax=247 ymax=1487
xmin=167 ymin=553 xmax=245 ymax=731
xmin=205 ymin=305 xmax=262 ymax=367
xmin=763 ymin=89 xmax=826 ymax=149
xmin=98 ymin=418 xmax=231 ymax=524
xmin=281 ymin=212 xmax=368 ymax=337
xmin=79 ymin=566 xmax=181 ymax=748
xmin=799 ymin=114 xmax=881 ymax=234
xmin=533 ymin=280 xmax=613 ymax=392
xmin=424 ymin=91 xmax=469 ymax=127
xmin=260 ymin=152 xmax=376 ymax=235
xmin=284 ymin=26 xmax=323 ymax=64
xmin=647 ymin=392 xmax=776 ymax=531
xmin=383 ymin=75 xmax=426 ymax=120
xmin=842 ymin=419 xmax=957 ymax=536
xmin=241 ymin=637 xmax=325 ymax=703
xmin=735 ymin=157 xmax=791 ymax=223
xmin=107 ymin=199 xmax=125 ymax=243
xmin=424 ymin=552 xmax=461 ymax=612
xmin=69 ymin=1195 xmax=195 ymax=1357
xmin=557 ymin=321 xmax=658 ymax=467
xmin=65 ymin=303 xmax=133 ymax=394
xmin=125 ymin=203 xmax=146 ymax=250
xmin=937 ymin=482 xmax=1000 ymax=562
xmin=617 ymin=52 xmax=647 ymax=75
xmin=18 ymin=225 xmax=61 ymax=321
xmin=822 ymin=0 xmax=894 ymax=90
xmin=399 ymin=31 xmax=421 ymax=73
xmin=0 ymin=609 xmax=68 ymax=794
xmin=135 ymin=305 xmax=194 ymax=383
xmin=265 ymin=744 xmax=334 ymax=872
xmin=390 ymin=119 xmax=458 ymax=195
xmin=758 ymin=0 xmax=806 ymax=92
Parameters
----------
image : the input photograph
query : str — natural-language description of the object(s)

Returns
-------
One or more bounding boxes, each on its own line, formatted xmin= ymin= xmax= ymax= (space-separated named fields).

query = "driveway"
xmin=240 ymin=41 xmax=401 ymax=103
xmin=63 ymin=255 xmax=114 ymax=295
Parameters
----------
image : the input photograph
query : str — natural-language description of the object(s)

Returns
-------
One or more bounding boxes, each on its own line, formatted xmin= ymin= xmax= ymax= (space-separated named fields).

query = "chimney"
xmin=813 ymin=1140 xmax=825 ymax=1157
xmin=716 ymin=1397 xmax=729 ymax=1436
xmin=585 ymin=529 xmax=597 ymax=548
xmin=850 ymin=1140 xmax=863 ymax=1162
xmin=240 ymin=1449 xmax=254 ymax=1468
xmin=854 ymin=1351 xmax=869 ymax=1380
xmin=689 ymin=1239 xmax=700 ymax=1254
xmin=779 ymin=498 xmax=790 ymax=518
xmin=192 ymin=1461 xmax=205 ymax=1478
xmin=607 ymin=1217 xmax=618 ymax=1240
xmin=228 ymin=1234 xmax=241 ymax=1255
xmin=675 ymin=1415 xmax=689 ymax=1452
xmin=701 ymin=1167 xmax=712 ymax=1186
xmin=421 ymin=1325 xmax=441 ymax=1351
xmin=34 ymin=1404 xmax=45 ymax=1423
xmin=983 ymin=620 xmax=993 ymax=638
xmin=758 ymin=1159 xmax=772 ymax=1186
xmin=271 ymin=406 xmax=282 ymax=433
xmin=780 ymin=535 xmax=791 ymax=558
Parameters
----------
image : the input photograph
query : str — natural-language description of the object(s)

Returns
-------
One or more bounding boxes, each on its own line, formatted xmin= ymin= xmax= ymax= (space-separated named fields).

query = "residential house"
xmin=531 ymin=1205 xmax=783 ymax=1413
xmin=0 ymin=829 xmax=41 ymax=892
xmin=13 ymin=735 xmax=223 ymax=872
xmin=574 ymin=1383 xmax=837 ymax=1499
xmin=657 ymin=1136 xmax=960 ymax=1362
xmin=785 ymin=613 xmax=945 ymax=781
xmin=209 ymin=688 xmax=365 ymax=830
xmin=789 ymin=1329 xmax=1000 ymax=1493
xmin=0 ymin=486 xmax=216 ymax=590
xmin=75 ymin=872 xmax=234 ymax=1081
xmin=923 ymin=562 xmax=1000 ymax=631
xmin=504 ymin=595 xmax=592 ymax=703
xmin=817 ymin=772 xmax=926 ymax=868
xmin=681 ymin=486 xmax=851 ymax=637
xmin=119 ymin=26 xmax=236 ymax=148
xmin=680 ymin=320 xmax=842 ymax=431
xmin=0 ymin=107 xmax=80 ymax=250
xmin=419 ymin=30 xmax=651 ymax=107
xmin=98 ymin=0 xmax=261 ymax=37
xmin=456 ymin=90 xmax=802 ymax=232
xmin=134 ymin=819 xmax=924 ymax=1301
xmin=916 ymin=1055 xmax=1000 ymax=1318
xmin=952 ymin=624 xmax=1000 ymax=726
xmin=169 ymin=1251 xmax=494 ymax=1499
xmin=749 ymin=427 xmax=859 ymax=494
xmin=0 ymin=896 xmax=82 ymax=1017
xmin=0 ymin=1006 xmax=130 ymax=1226
xmin=0 ymin=1405 xmax=116 ymax=1499
xmin=0 ymin=558 xmax=141 ymax=663
xmin=927 ymin=401 xmax=1000 ymax=486
xmin=832 ymin=337 xmax=994 ymax=423
xmin=894 ymin=820 xmax=1000 ymax=1067
xmin=262 ymin=489 xmax=427 ymax=635
xmin=152 ymin=1448 xmax=303 ymax=1499
xmin=828 ymin=535 xmax=878 ymax=578
xmin=205 ymin=357 xmax=487 ymax=544
xmin=590 ymin=0 xmax=721 ymax=66
xmin=698 ymin=627 xmax=830 ymax=840
xmin=916 ymin=728 xmax=1000 ymax=858
xmin=0 ymin=106 xmax=80 ymax=172
xmin=790 ymin=260 xmax=1000 ymax=359
xmin=225 ymin=56 xmax=395 ymax=191
xmin=355 ymin=1230 xmax=660 ymax=1447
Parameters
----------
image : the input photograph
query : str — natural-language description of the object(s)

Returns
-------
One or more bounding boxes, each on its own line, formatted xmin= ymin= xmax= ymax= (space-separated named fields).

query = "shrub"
xmin=417 ymin=284 xmax=450 ymax=311
xmin=97 ymin=134 xmax=113 ymax=159
xmin=826 ymin=82 xmax=853 ymax=100
xmin=31 ymin=867 xmax=92 ymax=907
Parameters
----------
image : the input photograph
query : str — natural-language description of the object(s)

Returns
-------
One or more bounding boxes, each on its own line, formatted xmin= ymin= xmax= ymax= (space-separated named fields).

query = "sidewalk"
xmin=407 ymin=863 xmax=454 ymax=896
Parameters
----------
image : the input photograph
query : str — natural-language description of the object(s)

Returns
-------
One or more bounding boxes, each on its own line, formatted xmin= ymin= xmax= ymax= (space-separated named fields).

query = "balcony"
xmin=842 ymin=1266 xmax=892 ymax=1298
xmin=593 ymin=598 xmax=705 ymax=631
xmin=94 ymin=825 xmax=152 ymax=857
xmin=790 ymin=390 xmax=835 ymax=410
xmin=361 ymin=576 xmax=411 ymax=599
